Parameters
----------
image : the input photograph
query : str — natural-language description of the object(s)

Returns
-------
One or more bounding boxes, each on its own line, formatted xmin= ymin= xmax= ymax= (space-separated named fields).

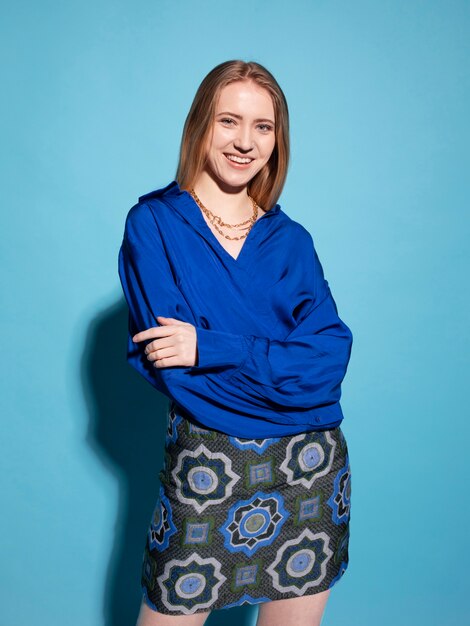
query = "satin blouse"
xmin=117 ymin=180 xmax=353 ymax=438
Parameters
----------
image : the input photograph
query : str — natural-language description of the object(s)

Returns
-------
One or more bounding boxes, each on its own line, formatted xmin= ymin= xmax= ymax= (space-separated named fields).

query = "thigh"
xmin=256 ymin=589 xmax=331 ymax=626
xmin=136 ymin=599 xmax=211 ymax=626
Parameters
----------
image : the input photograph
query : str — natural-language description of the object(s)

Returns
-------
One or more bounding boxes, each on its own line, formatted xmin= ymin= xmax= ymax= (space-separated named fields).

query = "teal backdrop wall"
xmin=2 ymin=1 xmax=469 ymax=625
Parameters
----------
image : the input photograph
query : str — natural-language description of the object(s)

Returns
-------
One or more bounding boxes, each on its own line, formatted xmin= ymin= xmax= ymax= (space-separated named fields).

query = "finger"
xmin=157 ymin=316 xmax=186 ymax=326
xmin=153 ymin=355 xmax=184 ymax=368
xmin=148 ymin=346 xmax=178 ymax=363
xmin=132 ymin=326 xmax=166 ymax=342
xmin=145 ymin=337 xmax=175 ymax=357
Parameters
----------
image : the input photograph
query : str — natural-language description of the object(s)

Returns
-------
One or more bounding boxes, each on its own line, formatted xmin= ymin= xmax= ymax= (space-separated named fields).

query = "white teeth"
xmin=226 ymin=154 xmax=253 ymax=164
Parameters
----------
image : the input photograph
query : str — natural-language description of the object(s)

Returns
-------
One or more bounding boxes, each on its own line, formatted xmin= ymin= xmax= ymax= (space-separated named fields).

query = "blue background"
xmin=2 ymin=1 xmax=469 ymax=625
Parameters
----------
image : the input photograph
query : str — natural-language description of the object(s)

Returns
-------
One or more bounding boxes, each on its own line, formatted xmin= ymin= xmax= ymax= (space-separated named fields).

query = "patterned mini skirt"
xmin=141 ymin=401 xmax=352 ymax=616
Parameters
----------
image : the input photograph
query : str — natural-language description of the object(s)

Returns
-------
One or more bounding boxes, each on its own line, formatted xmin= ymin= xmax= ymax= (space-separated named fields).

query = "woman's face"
xmin=203 ymin=80 xmax=276 ymax=192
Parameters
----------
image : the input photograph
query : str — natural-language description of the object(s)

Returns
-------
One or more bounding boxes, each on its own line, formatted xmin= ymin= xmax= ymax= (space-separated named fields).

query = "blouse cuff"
xmin=192 ymin=326 xmax=249 ymax=370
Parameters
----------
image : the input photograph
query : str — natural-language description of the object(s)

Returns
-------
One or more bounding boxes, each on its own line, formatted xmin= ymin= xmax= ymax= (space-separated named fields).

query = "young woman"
xmin=118 ymin=60 xmax=353 ymax=626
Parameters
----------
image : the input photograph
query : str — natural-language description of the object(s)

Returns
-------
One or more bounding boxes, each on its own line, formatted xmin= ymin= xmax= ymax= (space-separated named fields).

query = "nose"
xmin=233 ymin=124 xmax=254 ymax=153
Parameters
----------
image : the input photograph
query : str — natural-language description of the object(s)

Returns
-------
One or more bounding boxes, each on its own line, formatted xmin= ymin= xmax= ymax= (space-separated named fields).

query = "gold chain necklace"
xmin=189 ymin=188 xmax=260 ymax=241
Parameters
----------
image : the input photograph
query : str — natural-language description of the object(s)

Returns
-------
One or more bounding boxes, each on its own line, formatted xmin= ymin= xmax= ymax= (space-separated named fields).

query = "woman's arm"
xmin=192 ymin=281 xmax=353 ymax=411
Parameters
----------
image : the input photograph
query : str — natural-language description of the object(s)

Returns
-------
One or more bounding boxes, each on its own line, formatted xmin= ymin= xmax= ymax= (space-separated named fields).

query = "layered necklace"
xmin=189 ymin=188 xmax=260 ymax=241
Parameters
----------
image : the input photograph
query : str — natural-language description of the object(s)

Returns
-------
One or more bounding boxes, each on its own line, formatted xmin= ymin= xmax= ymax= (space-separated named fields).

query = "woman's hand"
xmin=132 ymin=316 xmax=198 ymax=368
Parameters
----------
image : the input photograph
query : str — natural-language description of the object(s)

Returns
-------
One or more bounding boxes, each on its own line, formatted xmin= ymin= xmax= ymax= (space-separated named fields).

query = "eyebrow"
xmin=216 ymin=111 xmax=275 ymax=125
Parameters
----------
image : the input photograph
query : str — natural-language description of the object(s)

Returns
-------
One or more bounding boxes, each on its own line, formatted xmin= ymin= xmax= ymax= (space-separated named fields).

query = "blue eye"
xmin=258 ymin=124 xmax=273 ymax=132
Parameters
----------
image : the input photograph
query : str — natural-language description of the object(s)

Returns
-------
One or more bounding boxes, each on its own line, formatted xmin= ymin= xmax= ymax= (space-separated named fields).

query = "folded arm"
xmin=118 ymin=202 xmax=353 ymax=418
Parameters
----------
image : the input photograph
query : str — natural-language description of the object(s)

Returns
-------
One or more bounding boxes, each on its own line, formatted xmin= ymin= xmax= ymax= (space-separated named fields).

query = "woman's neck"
xmin=191 ymin=171 xmax=253 ymax=220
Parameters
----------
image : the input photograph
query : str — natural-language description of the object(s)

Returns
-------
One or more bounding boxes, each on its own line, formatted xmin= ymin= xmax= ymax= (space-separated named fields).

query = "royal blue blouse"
xmin=117 ymin=180 xmax=353 ymax=438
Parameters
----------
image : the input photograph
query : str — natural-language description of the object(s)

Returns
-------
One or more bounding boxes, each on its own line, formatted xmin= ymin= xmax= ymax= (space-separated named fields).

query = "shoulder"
xmin=275 ymin=214 xmax=323 ymax=273
xmin=124 ymin=180 xmax=176 ymax=234
xmin=124 ymin=201 xmax=155 ymax=239
xmin=278 ymin=212 xmax=315 ymax=250
xmin=137 ymin=180 xmax=179 ymax=204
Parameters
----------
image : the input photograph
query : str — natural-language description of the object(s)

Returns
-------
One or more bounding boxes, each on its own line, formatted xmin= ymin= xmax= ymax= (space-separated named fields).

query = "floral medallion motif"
xmin=219 ymin=491 xmax=289 ymax=556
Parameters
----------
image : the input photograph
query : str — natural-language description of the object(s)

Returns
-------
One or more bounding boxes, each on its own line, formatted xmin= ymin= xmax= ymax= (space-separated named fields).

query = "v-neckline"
xmin=181 ymin=188 xmax=281 ymax=267
xmin=139 ymin=180 xmax=282 ymax=268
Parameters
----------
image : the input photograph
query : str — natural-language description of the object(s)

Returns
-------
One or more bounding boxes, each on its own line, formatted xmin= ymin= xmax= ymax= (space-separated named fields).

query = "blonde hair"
xmin=175 ymin=60 xmax=290 ymax=212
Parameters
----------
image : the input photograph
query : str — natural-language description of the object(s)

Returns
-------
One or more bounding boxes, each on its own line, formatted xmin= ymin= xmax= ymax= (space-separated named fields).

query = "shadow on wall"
xmin=81 ymin=300 xmax=257 ymax=626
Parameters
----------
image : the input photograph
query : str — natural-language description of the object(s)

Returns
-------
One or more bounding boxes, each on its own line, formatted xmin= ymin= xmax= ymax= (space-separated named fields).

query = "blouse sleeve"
xmin=118 ymin=202 xmax=246 ymax=393
xmin=118 ymin=202 xmax=352 ymax=415
xmin=192 ymin=231 xmax=353 ymax=411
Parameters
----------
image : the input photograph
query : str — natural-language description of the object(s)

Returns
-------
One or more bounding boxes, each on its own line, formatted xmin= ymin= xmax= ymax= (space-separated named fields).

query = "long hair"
xmin=175 ymin=60 xmax=290 ymax=212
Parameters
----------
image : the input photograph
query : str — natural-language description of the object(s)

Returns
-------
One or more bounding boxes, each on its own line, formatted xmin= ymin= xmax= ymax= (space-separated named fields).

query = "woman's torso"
xmin=138 ymin=180 xmax=315 ymax=343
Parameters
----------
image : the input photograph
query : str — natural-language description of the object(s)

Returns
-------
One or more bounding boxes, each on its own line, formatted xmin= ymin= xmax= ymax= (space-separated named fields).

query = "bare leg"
xmin=255 ymin=588 xmax=331 ymax=626
xmin=136 ymin=598 xmax=211 ymax=626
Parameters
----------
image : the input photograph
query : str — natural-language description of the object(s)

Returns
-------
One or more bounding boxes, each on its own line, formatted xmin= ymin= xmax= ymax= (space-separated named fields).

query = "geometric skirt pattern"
xmin=141 ymin=401 xmax=352 ymax=615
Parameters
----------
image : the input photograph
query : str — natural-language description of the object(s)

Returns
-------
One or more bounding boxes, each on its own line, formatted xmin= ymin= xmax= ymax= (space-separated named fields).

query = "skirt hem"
xmin=141 ymin=559 xmax=348 ymax=615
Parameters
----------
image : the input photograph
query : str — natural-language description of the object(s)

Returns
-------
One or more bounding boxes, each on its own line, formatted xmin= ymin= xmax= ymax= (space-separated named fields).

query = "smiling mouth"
xmin=224 ymin=153 xmax=255 ymax=165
